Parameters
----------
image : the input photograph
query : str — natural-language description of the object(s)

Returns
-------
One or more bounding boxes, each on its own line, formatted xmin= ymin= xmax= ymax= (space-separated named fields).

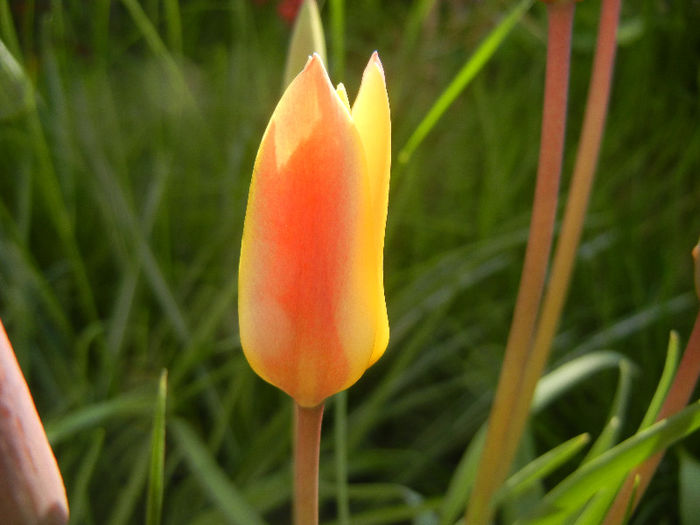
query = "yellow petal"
xmin=352 ymin=52 xmax=391 ymax=365
xmin=239 ymin=55 xmax=378 ymax=407
xmin=336 ymin=82 xmax=351 ymax=110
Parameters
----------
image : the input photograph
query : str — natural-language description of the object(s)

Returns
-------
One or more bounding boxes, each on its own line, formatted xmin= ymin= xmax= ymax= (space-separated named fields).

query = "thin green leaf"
xmin=518 ymin=400 xmax=700 ymax=525
xmin=439 ymin=426 xmax=486 ymax=525
xmin=107 ymin=444 xmax=150 ymax=525
xmin=329 ymin=0 xmax=344 ymax=80
xmin=76 ymin=113 xmax=191 ymax=344
xmin=401 ymin=0 xmax=438 ymax=58
xmin=621 ymin=475 xmax=640 ymax=525
xmin=146 ymin=370 xmax=168 ymax=525
xmin=639 ymin=331 xmax=681 ymax=430
xmin=170 ymin=418 xmax=266 ymax=525
xmin=0 ymin=37 xmax=32 ymax=119
xmin=326 ymin=497 xmax=441 ymax=525
xmin=533 ymin=352 xmax=632 ymax=411
xmin=500 ymin=429 xmax=546 ymax=523
xmin=68 ymin=430 xmax=106 ymax=524
xmin=120 ymin=0 xmax=170 ymax=59
xmin=398 ymin=0 xmax=533 ymax=164
xmin=573 ymin=332 xmax=681 ymax=525
xmin=0 ymin=1 xmax=20 ymax=58
xmin=46 ymin=394 xmax=153 ymax=445
xmin=439 ymin=352 xmax=624 ymax=525
xmin=570 ymin=294 xmax=693 ymax=357
xmin=119 ymin=0 xmax=202 ymax=121
xmin=497 ymin=434 xmax=591 ymax=504
xmin=163 ymin=0 xmax=182 ymax=54
xmin=679 ymin=450 xmax=700 ymax=525
xmin=335 ymin=390 xmax=350 ymax=525
xmin=582 ymin=360 xmax=634 ymax=464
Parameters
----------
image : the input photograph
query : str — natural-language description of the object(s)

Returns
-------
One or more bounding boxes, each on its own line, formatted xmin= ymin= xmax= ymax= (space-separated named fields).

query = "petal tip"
xmin=303 ymin=52 xmax=325 ymax=73
xmin=302 ymin=52 xmax=334 ymax=87
xmin=369 ymin=51 xmax=384 ymax=75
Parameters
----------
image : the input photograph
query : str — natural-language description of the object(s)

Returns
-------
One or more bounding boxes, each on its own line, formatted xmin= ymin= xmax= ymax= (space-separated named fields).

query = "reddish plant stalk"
xmin=502 ymin=0 xmax=622 ymax=471
xmin=464 ymin=3 xmax=574 ymax=523
xmin=294 ymin=402 xmax=324 ymax=525
xmin=603 ymin=311 xmax=700 ymax=524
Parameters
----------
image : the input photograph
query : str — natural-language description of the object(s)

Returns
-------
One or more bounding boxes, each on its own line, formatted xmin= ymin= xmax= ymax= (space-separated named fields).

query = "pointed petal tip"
xmin=369 ymin=51 xmax=384 ymax=74
xmin=302 ymin=52 xmax=321 ymax=71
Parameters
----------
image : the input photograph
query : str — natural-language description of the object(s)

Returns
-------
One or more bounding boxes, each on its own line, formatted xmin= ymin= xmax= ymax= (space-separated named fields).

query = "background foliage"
xmin=0 ymin=0 xmax=698 ymax=523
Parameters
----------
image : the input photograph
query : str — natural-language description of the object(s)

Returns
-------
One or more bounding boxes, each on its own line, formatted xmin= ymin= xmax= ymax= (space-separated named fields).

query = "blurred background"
xmin=0 ymin=0 xmax=698 ymax=523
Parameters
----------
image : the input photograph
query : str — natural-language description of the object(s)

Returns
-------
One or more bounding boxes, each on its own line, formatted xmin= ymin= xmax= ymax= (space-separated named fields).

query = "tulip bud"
xmin=0 ymin=320 xmax=69 ymax=525
xmin=239 ymin=53 xmax=390 ymax=407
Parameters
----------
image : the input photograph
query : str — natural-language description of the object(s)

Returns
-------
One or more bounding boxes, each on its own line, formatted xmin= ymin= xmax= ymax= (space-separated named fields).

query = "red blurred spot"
xmin=278 ymin=0 xmax=303 ymax=24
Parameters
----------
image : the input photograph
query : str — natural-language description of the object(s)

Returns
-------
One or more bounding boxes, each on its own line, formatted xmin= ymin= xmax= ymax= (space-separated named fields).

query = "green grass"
xmin=0 ymin=1 xmax=699 ymax=524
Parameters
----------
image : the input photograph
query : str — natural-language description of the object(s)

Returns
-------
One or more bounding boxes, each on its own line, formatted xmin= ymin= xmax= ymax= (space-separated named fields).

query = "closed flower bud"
xmin=239 ymin=53 xmax=391 ymax=407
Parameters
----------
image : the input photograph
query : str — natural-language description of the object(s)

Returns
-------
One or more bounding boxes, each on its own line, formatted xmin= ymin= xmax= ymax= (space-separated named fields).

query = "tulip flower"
xmin=0 ymin=320 xmax=69 ymax=525
xmin=239 ymin=52 xmax=390 ymax=408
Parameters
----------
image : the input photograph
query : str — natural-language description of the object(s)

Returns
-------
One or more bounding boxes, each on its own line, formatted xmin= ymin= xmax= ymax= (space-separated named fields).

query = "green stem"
xmin=295 ymin=402 xmax=324 ymax=525
xmin=465 ymin=3 xmax=574 ymax=524
xmin=329 ymin=0 xmax=345 ymax=80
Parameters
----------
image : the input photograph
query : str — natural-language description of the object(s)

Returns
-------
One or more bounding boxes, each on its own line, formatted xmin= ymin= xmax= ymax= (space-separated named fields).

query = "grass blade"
xmin=46 ymin=394 xmax=153 ymax=445
xmin=440 ymin=351 xmax=624 ymax=525
xmin=398 ymin=0 xmax=533 ymax=164
xmin=581 ymin=360 xmax=634 ymax=464
xmin=329 ymin=0 xmax=344 ymax=79
xmin=497 ymin=433 xmax=591 ymax=505
xmin=439 ymin=426 xmax=486 ymax=525
xmin=170 ymin=418 xmax=267 ymax=525
xmin=335 ymin=390 xmax=350 ymax=525
xmin=679 ymin=450 xmax=700 ymax=525
xmin=533 ymin=352 xmax=631 ymax=411
xmin=146 ymin=370 xmax=168 ymax=525
xmin=0 ymin=37 xmax=32 ymax=119
xmin=573 ymin=331 xmax=683 ymax=525
xmin=107 ymin=444 xmax=150 ymax=525
xmin=638 ymin=331 xmax=681 ymax=430
xmin=69 ymin=429 xmax=106 ymax=524
xmin=518 ymin=400 xmax=700 ymax=525
xmin=163 ymin=0 xmax=182 ymax=54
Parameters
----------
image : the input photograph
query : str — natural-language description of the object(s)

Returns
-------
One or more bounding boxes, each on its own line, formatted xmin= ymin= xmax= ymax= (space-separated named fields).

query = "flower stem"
xmin=498 ymin=0 xmax=622 ymax=481
xmin=464 ymin=3 xmax=574 ymax=524
xmin=294 ymin=402 xmax=325 ymax=525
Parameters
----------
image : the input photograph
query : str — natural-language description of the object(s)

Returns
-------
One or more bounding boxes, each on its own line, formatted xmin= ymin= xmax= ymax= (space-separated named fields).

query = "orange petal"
xmin=239 ymin=55 xmax=378 ymax=407
xmin=352 ymin=52 xmax=391 ymax=366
